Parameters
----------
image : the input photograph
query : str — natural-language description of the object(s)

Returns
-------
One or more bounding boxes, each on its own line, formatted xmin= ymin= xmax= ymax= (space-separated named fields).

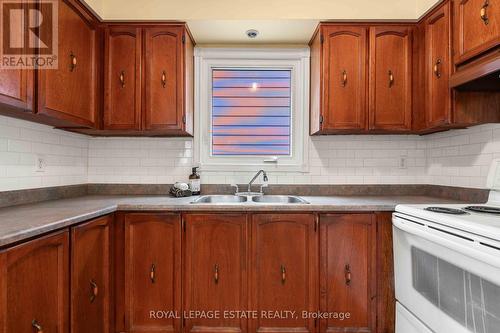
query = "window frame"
xmin=194 ymin=47 xmax=310 ymax=172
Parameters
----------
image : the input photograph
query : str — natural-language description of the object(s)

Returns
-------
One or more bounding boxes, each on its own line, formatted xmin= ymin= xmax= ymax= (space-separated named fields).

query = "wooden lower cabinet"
xmin=184 ymin=214 xmax=248 ymax=333
xmin=71 ymin=215 xmax=112 ymax=333
xmin=0 ymin=231 xmax=69 ymax=333
xmin=122 ymin=213 xmax=182 ymax=333
xmin=249 ymin=213 xmax=318 ymax=333
xmin=320 ymin=214 xmax=376 ymax=333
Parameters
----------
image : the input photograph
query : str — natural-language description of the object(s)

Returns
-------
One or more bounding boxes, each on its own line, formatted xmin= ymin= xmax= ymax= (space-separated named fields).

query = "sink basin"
xmin=251 ymin=195 xmax=309 ymax=204
xmin=191 ymin=195 xmax=247 ymax=204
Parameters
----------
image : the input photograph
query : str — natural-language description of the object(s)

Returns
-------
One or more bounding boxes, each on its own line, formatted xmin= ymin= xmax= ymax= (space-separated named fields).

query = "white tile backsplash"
xmin=0 ymin=116 xmax=88 ymax=191
xmin=1 ymin=116 xmax=500 ymax=191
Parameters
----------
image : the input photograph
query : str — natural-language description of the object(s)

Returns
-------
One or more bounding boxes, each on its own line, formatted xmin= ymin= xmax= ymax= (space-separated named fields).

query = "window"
xmin=194 ymin=48 xmax=310 ymax=172
xmin=212 ymin=69 xmax=292 ymax=156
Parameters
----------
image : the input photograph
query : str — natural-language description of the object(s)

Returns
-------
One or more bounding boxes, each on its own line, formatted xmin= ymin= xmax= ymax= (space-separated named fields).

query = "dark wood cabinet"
xmin=369 ymin=26 xmax=413 ymax=131
xmin=453 ymin=0 xmax=500 ymax=65
xmin=184 ymin=214 xmax=248 ymax=333
xmin=37 ymin=0 xmax=99 ymax=128
xmin=102 ymin=24 xmax=194 ymax=136
xmin=123 ymin=213 xmax=182 ymax=333
xmin=104 ymin=26 xmax=142 ymax=130
xmin=0 ymin=231 xmax=69 ymax=333
xmin=70 ymin=215 xmax=112 ymax=333
xmin=311 ymin=26 xmax=368 ymax=134
xmin=249 ymin=213 xmax=317 ymax=333
xmin=319 ymin=214 xmax=376 ymax=333
xmin=424 ymin=2 xmax=453 ymax=129
xmin=0 ymin=69 xmax=34 ymax=112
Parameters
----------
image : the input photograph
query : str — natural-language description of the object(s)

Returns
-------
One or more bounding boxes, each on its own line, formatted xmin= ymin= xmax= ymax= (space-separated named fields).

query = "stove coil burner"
xmin=464 ymin=206 xmax=500 ymax=214
xmin=424 ymin=207 xmax=468 ymax=215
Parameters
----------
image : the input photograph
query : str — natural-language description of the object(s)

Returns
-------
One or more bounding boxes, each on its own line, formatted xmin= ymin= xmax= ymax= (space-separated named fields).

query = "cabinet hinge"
xmin=320 ymin=34 xmax=324 ymax=44
xmin=319 ymin=115 xmax=324 ymax=124
xmin=182 ymin=34 xmax=186 ymax=44
xmin=314 ymin=216 xmax=319 ymax=232
xmin=182 ymin=114 xmax=186 ymax=124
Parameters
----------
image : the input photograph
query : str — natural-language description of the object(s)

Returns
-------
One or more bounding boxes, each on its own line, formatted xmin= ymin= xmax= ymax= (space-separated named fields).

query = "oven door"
xmin=393 ymin=214 xmax=500 ymax=333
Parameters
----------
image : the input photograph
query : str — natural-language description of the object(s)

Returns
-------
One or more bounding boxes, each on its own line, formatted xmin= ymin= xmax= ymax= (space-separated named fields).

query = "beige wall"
xmin=82 ymin=0 xmax=440 ymax=20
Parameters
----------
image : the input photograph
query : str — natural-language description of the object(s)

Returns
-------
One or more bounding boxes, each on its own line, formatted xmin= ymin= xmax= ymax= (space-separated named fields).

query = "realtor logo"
xmin=0 ymin=0 xmax=58 ymax=69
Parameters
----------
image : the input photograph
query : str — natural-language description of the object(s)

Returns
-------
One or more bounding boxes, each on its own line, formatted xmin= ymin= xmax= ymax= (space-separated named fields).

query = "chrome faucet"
xmin=248 ymin=170 xmax=268 ymax=193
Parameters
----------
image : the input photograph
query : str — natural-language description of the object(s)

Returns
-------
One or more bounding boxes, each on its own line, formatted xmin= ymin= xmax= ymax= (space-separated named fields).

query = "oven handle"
xmin=393 ymin=216 xmax=500 ymax=268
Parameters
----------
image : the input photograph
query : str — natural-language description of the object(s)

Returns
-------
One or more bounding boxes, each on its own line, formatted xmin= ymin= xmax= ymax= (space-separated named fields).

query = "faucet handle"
xmin=230 ymin=184 xmax=239 ymax=194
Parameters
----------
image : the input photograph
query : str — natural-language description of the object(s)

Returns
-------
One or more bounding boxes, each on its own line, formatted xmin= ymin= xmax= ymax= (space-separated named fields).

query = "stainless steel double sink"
xmin=191 ymin=195 xmax=309 ymax=204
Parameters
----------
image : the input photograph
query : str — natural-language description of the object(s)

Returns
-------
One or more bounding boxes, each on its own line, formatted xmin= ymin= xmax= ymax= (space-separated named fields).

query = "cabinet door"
xmin=144 ymin=26 xmax=185 ymax=132
xmin=124 ymin=213 xmax=182 ymax=333
xmin=37 ymin=0 xmax=97 ymax=128
xmin=250 ymin=214 xmax=317 ymax=333
xmin=0 ymin=231 xmax=69 ymax=333
xmin=104 ymin=26 xmax=142 ymax=130
xmin=322 ymin=26 xmax=367 ymax=132
xmin=369 ymin=26 xmax=412 ymax=131
xmin=425 ymin=3 xmax=452 ymax=128
xmin=71 ymin=215 xmax=112 ymax=333
xmin=184 ymin=214 xmax=248 ymax=333
xmin=320 ymin=214 xmax=376 ymax=333
xmin=453 ymin=0 xmax=500 ymax=64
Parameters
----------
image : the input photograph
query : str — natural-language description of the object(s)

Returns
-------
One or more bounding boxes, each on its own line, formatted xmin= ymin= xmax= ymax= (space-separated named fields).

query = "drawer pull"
xmin=281 ymin=264 xmax=286 ymax=285
xmin=119 ymin=70 xmax=125 ymax=88
xmin=433 ymin=59 xmax=442 ymax=78
xmin=480 ymin=0 xmax=489 ymax=25
xmin=214 ymin=264 xmax=219 ymax=284
xmin=70 ymin=52 xmax=77 ymax=72
xmin=32 ymin=319 xmax=43 ymax=333
xmin=161 ymin=70 xmax=167 ymax=88
xmin=150 ymin=264 xmax=156 ymax=283
xmin=341 ymin=69 xmax=347 ymax=87
xmin=345 ymin=264 xmax=352 ymax=286
xmin=90 ymin=279 xmax=98 ymax=303
xmin=388 ymin=70 xmax=394 ymax=88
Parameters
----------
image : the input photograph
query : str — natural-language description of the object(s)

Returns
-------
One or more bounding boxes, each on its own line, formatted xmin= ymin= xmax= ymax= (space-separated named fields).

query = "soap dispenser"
xmin=189 ymin=167 xmax=201 ymax=195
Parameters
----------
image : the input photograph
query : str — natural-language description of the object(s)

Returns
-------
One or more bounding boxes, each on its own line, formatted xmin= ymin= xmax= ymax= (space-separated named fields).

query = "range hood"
xmin=450 ymin=50 xmax=500 ymax=91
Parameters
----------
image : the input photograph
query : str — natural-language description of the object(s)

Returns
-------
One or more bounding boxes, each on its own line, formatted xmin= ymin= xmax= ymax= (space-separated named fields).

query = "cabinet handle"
xmin=341 ymin=70 xmax=347 ymax=87
xmin=480 ymin=0 xmax=489 ymax=25
xmin=70 ymin=52 xmax=77 ymax=72
xmin=345 ymin=264 xmax=352 ymax=286
xmin=150 ymin=264 xmax=156 ymax=283
xmin=281 ymin=265 xmax=286 ymax=285
xmin=90 ymin=279 xmax=98 ymax=303
xmin=32 ymin=319 xmax=43 ymax=333
xmin=119 ymin=70 xmax=125 ymax=88
xmin=433 ymin=59 xmax=442 ymax=78
xmin=388 ymin=70 xmax=394 ymax=88
xmin=161 ymin=70 xmax=167 ymax=88
xmin=214 ymin=264 xmax=219 ymax=284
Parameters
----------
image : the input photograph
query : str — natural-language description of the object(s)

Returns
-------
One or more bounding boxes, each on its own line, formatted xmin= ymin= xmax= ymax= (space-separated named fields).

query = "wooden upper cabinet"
xmin=369 ymin=26 xmax=413 ymax=131
xmin=322 ymin=26 xmax=368 ymax=132
xmin=184 ymin=214 xmax=248 ymax=333
xmin=319 ymin=214 xmax=376 ymax=333
xmin=250 ymin=214 xmax=317 ymax=333
xmin=0 ymin=231 xmax=69 ymax=333
xmin=425 ymin=3 xmax=453 ymax=128
xmin=123 ymin=213 xmax=182 ymax=333
xmin=104 ymin=27 xmax=142 ymax=130
xmin=70 ymin=215 xmax=112 ymax=333
xmin=0 ymin=69 xmax=34 ymax=112
xmin=37 ymin=0 xmax=98 ymax=128
xmin=453 ymin=0 xmax=500 ymax=64
xmin=144 ymin=26 xmax=194 ymax=135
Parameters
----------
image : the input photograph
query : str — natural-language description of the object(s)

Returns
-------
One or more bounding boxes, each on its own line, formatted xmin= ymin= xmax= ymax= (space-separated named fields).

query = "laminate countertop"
xmin=0 ymin=194 xmax=461 ymax=248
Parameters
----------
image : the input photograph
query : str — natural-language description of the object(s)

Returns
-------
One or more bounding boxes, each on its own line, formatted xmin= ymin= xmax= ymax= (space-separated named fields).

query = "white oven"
xmin=393 ymin=213 xmax=500 ymax=333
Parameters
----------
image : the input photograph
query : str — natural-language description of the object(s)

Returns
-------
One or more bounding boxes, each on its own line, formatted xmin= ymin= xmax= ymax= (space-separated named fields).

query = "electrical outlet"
xmin=35 ymin=155 xmax=46 ymax=172
xmin=399 ymin=156 xmax=408 ymax=169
